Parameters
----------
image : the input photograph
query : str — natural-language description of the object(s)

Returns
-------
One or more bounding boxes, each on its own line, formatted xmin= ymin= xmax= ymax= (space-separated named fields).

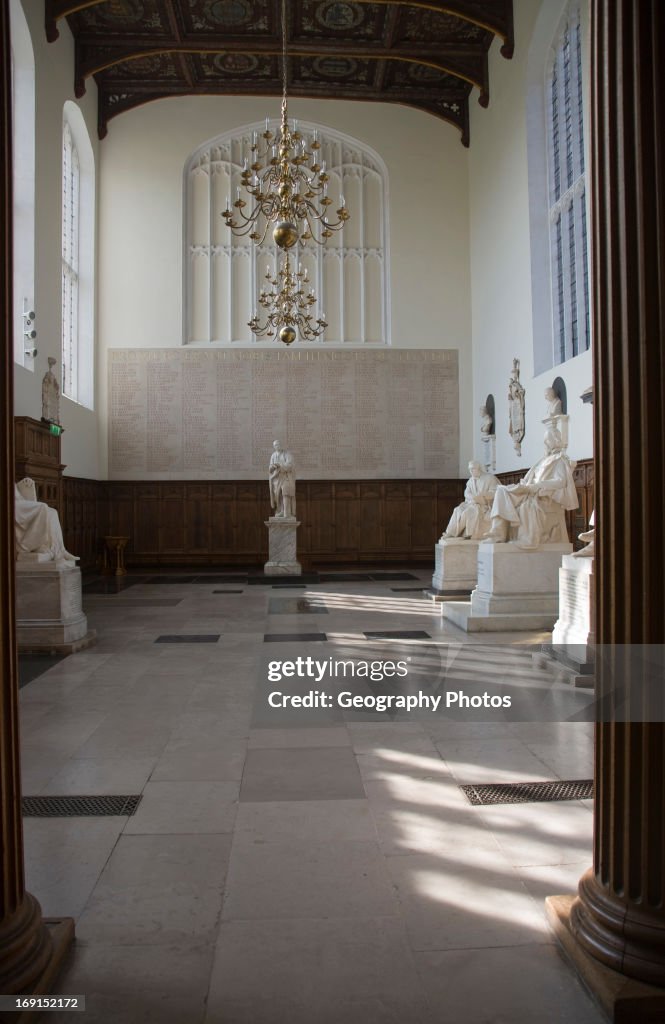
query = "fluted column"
xmin=567 ymin=0 xmax=665 ymax=988
xmin=0 ymin=1 xmax=72 ymax=1003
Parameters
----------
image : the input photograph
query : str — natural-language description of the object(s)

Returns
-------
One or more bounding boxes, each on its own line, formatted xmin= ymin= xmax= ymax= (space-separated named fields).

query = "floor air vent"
xmin=460 ymin=779 xmax=593 ymax=806
xmin=22 ymin=795 xmax=142 ymax=817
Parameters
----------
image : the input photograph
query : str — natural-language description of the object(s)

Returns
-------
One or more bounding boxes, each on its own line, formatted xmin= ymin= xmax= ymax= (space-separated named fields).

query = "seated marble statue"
xmin=14 ymin=478 xmax=77 ymax=566
xmin=440 ymin=460 xmax=499 ymax=541
xmin=483 ymin=428 xmax=578 ymax=548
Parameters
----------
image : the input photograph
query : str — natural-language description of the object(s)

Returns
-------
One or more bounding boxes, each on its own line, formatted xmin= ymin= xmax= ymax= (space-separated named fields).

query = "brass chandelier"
xmin=221 ymin=0 xmax=350 ymax=343
xmin=249 ymin=255 xmax=326 ymax=345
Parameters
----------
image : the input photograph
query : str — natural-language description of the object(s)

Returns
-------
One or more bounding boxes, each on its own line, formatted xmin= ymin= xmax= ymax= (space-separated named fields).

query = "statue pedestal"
xmin=481 ymin=433 xmax=496 ymax=472
xmin=16 ymin=562 xmax=96 ymax=653
xmin=264 ymin=518 xmax=302 ymax=576
xmin=429 ymin=539 xmax=478 ymax=599
xmin=441 ymin=542 xmax=571 ymax=632
xmin=533 ymin=555 xmax=595 ymax=687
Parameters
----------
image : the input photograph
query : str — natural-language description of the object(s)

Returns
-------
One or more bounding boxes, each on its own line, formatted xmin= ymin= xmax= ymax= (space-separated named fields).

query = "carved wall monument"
xmin=507 ymin=357 xmax=525 ymax=456
xmin=108 ymin=349 xmax=459 ymax=481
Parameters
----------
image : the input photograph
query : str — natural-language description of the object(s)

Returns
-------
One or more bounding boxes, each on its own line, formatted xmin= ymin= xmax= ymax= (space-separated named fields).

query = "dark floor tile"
xmin=82 ymin=578 xmax=144 ymax=594
xmin=319 ymin=573 xmax=372 ymax=583
xmin=155 ymin=635 xmax=220 ymax=643
xmin=85 ymin=598 xmax=183 ymax=607
xmin=370 ymin=572 xmax=419 ymax=581
xmin=18 ymin=654 xmax=68 ymax=689
xmin=272 ymin=584 xmax=307 ymax=590
xmin=390 ymin=587 xmax=429 ymax=593
xmin=363 ymin=630 xmax=432 ymax=640
xmin=268 ymin=598 xmax=328 ymax=615
xmin=144 ymin=576 xmax=197 ymax=584
xmin=239 ymin=747 xmax=365 ymax=802
xmin=192 ymin=575 xmax=248 ymax=584
xmin=212 ymin=590 xmax=245 ymax=594
xmin=248 ymin=574 xmax=320 ymax=585
xmin=263 ymin=633 xmax=328 ymax=643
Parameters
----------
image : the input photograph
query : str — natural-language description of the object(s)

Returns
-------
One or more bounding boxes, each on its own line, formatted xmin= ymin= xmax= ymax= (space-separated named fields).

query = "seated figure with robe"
xmin=483 ymin=428 xmax=578 ymax=549
xmin=441 ymin=460 xmax=499 ymax=541
xmin=14 ymin=478 xmax=77 ymax=566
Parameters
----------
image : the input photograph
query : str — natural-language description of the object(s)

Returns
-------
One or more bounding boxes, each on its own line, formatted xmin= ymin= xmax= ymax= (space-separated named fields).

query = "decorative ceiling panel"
xmin=45 ymin=0 xmax=514 ymax=143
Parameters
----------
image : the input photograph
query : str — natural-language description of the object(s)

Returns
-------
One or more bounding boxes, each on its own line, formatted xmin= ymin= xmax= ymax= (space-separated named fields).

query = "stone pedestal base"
xmin=441 ymin=542 xmax=571 ymax=632
xmin=264 ymin=518 xmax=302 ymax=576
xmin=532 ymin=556 xmax=595 ymax=687
xmin=546 ymin=895 xmax=665 ymax=1023
xmin=16 ymin=563 xmax=95 ymax=653
xmin=429 ymin=539 xmax=479 ymax=599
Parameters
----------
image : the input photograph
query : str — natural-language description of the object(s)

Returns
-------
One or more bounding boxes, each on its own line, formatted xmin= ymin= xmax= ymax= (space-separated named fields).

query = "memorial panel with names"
xmin=108 ymin=349 xmax=459 ymax=480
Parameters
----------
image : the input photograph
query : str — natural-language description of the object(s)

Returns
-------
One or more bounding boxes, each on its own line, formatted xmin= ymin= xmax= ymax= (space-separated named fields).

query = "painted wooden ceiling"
xmin=45 ymin=0 xmax=514 ymax=144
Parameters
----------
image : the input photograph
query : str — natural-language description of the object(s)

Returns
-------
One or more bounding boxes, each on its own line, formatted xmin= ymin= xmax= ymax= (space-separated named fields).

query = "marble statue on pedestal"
xmin=41 ymin=357 xmax=61 ymax=425
xmin=441 ymin=461 xmax=499 ymax=541
xmin=483 ymin=427 xmax=578 ymax=549
xmin=269 ymin=440 xmax=296 ymax=519
xmin=14 ymin=478 xmax=76 ymax=565
xmin=508 ymin=358 xmax=526 ymax=456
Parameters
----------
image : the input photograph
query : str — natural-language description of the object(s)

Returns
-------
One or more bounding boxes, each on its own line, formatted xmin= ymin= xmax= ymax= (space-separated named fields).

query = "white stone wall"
xmin=96 ymin=96 xmax=473 ymax=477
xmin=468 ymin=0 xmax=594 ymax=473
xmin=12 ymin=0 xmax=100 ymax=479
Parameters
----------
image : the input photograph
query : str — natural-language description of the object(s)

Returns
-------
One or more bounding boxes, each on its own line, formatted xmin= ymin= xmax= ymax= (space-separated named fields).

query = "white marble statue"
xmin=269 ymin=440 xmax=296 ymax=519
xmin=542 ymin=386 xmax=563 ymax=423
xmin=41 ymin=357 xmax=61 ymax=424
xmin=508 ymin=358 xmax=526 ymax=456
xmin=573 ymin=509 xmax=595 ymax=558
xmin=480 ymin=405 xmax=493 ymax=436
xmin=483 ymin=427 xmax=578 ymax=548
xmin=14 ymin=478 xmax=76 ymax=565
xmin=441 ymin=460 xmax=499 ymax=541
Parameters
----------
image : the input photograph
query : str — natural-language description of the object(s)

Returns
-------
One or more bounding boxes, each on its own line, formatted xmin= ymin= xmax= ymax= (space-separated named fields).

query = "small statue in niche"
xmin=41 ymin=357 xmax=61 ymax=425
xmin=480 ymin=405 xmax=493 ymax=436
xmin=542 ymin=386 xmax=563 ymax=424
xmin=269 ymin=440 xmax=296 ymax=519
xmin=508 ymin=358 xmax=526 ymax=456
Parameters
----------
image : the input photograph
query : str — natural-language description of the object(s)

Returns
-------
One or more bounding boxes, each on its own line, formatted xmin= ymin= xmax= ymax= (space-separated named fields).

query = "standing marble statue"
xmin=483 ymin=427 xmax=578 ymax=548
xmin=41 ymin=357 xmax=61 ymax=425
xmin=269 ymin=440 xmax=296 ymax=518
xmin=508 ymin=358 xmax=526 ymax=456
xmin=441 ymin=460 xmax=499 ymax=541
xmin=14 ymin=478 xmax=76 ymax=565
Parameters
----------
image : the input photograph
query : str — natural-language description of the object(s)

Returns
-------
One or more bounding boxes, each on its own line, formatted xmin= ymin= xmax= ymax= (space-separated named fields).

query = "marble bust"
xmin=41 ymin=357 xmax=61 ymax=425
xmin=542 ymin=386 xmax=563 ymax=423
xmin=14 ymin=478 xmax=77 ymax=565
xmin=269 ymin=440 xmax=296 ymax=519
xmin=483 ymin=427 xmax=578 ymax=548
xmin=440 ymin=460 xmax=499 ymax=541
xmin=480 ymin=405 xmax=493 ymax=436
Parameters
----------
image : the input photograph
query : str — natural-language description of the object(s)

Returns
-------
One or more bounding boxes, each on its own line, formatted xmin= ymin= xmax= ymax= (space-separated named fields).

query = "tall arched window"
xmin=546 ymin=1 xmax=589 ymax=364
xmin=61 ymin=102 xmax=95 ymax=407
xmin=184 ymin=121 xmax=389 ymax=345
xmin=10 ymin=0 xmax=35 ymax=368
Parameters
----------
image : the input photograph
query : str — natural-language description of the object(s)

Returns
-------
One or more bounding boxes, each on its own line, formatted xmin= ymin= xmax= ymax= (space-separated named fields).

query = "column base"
xmin=0 ymin=919 xmax=75 ymax=1024
xmin=546 ymin=895 xmax=665 ymax=1023
xmin=0 ymin=895 xmax=74 ymax=1024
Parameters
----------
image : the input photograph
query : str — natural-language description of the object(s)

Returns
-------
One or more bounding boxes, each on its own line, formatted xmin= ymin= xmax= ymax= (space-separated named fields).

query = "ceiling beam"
xmin=76 ymin=42 xmax=487 ymax=101
xmin=46 ymin=0 xmax=513 ymax=52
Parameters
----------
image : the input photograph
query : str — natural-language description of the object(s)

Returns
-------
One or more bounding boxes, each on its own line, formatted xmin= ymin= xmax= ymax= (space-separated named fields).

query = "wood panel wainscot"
xmin=57 ymin=462 xmax=592 ymax=569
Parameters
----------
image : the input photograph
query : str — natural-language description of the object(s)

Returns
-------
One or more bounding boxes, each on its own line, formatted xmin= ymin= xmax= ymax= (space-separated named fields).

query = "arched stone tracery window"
xmin=184 ymin=121 xmax=390 ymax=345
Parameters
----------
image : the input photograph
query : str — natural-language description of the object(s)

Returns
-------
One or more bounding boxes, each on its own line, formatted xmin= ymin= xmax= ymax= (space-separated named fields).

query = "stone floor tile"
xmin=123 ymin=780 xmax=239 ymax=834
xmin=234 ymin=799 xmax=376 ymax=843
xmin=239 ymin=747 xmax=365 ymax=802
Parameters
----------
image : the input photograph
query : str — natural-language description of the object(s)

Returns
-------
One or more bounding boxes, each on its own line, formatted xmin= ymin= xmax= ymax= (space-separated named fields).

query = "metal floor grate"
xmin=460 ymin=779 xmax=593 ymax=806
xmin=22 ymin=795 xmax=142 ymax=817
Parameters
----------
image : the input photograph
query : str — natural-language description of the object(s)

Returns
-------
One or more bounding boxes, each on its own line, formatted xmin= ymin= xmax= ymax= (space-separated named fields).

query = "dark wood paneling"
xmin=61 ymin=476 xmax=102 ymax=570
xmin=14 ymin=416 xmax=64 ymax=514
